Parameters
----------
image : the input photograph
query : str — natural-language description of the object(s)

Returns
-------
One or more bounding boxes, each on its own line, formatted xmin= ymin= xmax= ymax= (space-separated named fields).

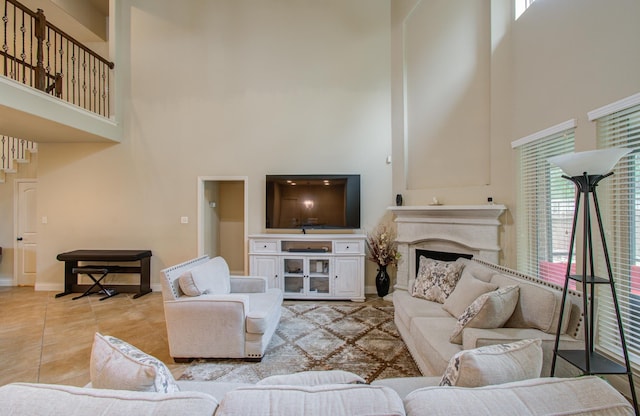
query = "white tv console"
xmin=248 ymin=234 xmax=366 ymax=302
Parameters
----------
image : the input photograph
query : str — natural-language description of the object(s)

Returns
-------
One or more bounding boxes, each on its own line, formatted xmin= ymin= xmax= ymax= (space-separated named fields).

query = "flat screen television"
xmin=266 ymin=174 xmax=361 ymax=230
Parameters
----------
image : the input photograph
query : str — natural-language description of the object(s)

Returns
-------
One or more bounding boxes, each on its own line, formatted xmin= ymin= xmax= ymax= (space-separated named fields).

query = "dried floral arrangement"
xmin=366 ymin=225 xmax=401 ymax=267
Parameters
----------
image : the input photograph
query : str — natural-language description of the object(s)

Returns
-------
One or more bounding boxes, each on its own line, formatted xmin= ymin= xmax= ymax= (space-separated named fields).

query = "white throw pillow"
xmin=411 ymin=257 xmax=464 ymax=304
xmin=449 ymin=285 xmax=519 ymax=344
xmin=442 ymin=274 xmax=498 ymax=318
xmin=439 ymin=339 xmax=543 ymax=387
xmin=179 ymin=257 xmax=231 ymax=296
xmin=90 ymin=332 xmax=180 ymax=393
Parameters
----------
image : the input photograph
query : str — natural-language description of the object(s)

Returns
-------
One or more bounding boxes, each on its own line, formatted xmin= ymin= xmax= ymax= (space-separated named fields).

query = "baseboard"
xmin=35 ymin=282 xmax=63 ymax=291
xmin=365 ymin=285 xmax=377 ymax=295
xmin=0 ymin=277 xmax=14 ymax=286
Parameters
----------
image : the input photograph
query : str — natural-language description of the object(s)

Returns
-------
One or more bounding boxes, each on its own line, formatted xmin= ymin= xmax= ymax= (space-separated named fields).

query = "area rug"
xmin=179 ymin=301 xmax=422 ymax=383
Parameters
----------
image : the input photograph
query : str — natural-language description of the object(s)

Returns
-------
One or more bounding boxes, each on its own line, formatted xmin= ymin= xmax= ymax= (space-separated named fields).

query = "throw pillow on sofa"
xmin=442 ymin=274 xmax=498 ymax=318
xmin=412 ymin=257 xmax=464 ymax=303
xmin=90 ymin=332 xmax=180 ymax=393
xmin=439 ymin=338 xmax=543 ymax=387
xmin=449 ymin=285 xmax=519 ymax=344
xmin=179 ymin=256 xmax=231 ymax=296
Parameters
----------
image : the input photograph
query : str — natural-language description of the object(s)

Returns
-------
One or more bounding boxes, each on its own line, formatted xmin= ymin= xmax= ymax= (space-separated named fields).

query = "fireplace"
xmin=388 ymin=205 xmax=506 ymax=292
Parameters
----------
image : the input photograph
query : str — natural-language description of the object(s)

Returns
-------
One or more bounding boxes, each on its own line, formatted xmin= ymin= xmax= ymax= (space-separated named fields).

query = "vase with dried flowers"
xmin=367 ymin=226 xmax=400 ymax=297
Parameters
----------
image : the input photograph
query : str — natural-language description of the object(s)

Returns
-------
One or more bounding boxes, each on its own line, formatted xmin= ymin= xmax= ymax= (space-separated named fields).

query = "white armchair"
xmin=160 ymin=255 xmax=283 ymax=362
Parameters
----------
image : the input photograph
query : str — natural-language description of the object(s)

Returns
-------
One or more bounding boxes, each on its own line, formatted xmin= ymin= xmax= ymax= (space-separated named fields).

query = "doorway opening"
xmin=197 ymin=177 xmax=248 ymax=275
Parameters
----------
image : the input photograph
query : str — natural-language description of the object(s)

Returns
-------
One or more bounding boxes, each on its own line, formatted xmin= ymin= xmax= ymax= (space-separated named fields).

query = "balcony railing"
xmin=1 ymin=0 xmax=114 ymax=118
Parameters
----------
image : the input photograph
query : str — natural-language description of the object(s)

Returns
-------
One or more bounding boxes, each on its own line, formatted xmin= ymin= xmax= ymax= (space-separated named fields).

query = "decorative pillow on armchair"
xmin=439 ymin=339 xmax=543 ymax=387
xmin=179 ymin=256 xmax=231 ymax=296
xmin=411 ymin=257 xmax=464 ymax=303
xmin=90 ymin=332 xmax=180 ymax=393
xmin=449 ymin=285 xmax=519 ymax=344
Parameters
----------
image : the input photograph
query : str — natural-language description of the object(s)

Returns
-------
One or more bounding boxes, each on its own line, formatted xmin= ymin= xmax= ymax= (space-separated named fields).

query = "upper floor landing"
xmin=0 ymin=0 xmax=121 ymax=143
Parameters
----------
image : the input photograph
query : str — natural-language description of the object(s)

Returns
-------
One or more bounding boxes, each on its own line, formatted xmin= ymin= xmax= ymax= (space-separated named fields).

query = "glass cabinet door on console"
xmin=308 ymin=258 xmax=330 ymax=295
xmin=282 ymin=257 xmax=331 ymax=297
xmin=283 ymin=258 xmax=305 ymax=295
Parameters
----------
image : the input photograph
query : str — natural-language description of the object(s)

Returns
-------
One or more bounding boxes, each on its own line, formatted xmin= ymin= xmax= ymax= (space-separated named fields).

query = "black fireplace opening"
xmin=415 ymin=249 xmax=473 ymax=276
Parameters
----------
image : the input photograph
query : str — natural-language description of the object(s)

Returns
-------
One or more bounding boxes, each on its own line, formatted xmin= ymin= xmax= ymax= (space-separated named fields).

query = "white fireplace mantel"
xmin=387 ymin=204 xmax=507 ymax=291
xmin=388 ymin=205 xmax=506 ymax=225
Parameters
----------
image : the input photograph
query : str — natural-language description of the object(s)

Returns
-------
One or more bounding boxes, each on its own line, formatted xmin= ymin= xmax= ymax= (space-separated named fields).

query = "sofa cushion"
xmin=449 ymin=285 xmax=519 ymax=344
xmin=90 ymin=332 xmax=180 ymax=393
xmin=411 ymin=257 xmax=464 ymax=303
xmin=491 ymin=273 xmax=563 ymax=333
xmin=257 ymin=370 xmax=365 ymax=386
xmin=439 ymin=339 xmax=543 ymax=387
xmin=216 ymin=384 xmax=405 ymax=416
xmin=404 ymin=376 xmax=634 ymax=416
xmin=181 ymin=256 xmax=231 ymax=296
xmin=393 ymin=290 xmax=452 ymax=337
xmin=410 ymin=316 xmax=463 ymax=375
xmin=0 ymin=382 xmax=218 ymax=416
xmin=456 ymin=258 xmax=496 ymax=283
xmin=442 ymin=274 xmax=498 ymax=318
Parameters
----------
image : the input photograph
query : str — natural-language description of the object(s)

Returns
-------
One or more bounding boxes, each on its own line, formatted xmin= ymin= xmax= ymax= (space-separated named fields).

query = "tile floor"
xmin=0 ymin=287 xmax=388 ymax=388
xmin=0 ymin=287 xmax=188 ymax=387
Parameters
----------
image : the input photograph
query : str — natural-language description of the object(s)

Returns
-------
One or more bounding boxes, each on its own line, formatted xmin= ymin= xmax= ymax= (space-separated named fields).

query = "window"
xmin=590 ymin=93 xmax=640 ymax=366
xmin=512 ymin=121 xmax=576 ymax=289
xmin=515 ymin=0 xmax=537 ymax=19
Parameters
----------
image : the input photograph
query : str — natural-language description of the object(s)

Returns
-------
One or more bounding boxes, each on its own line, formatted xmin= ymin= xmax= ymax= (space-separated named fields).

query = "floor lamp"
xmin=548 ymin=148 xmax=638 ymax=414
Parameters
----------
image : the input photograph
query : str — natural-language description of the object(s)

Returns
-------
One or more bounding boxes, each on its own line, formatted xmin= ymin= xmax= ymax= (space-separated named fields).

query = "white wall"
xmin=35 ymin=0 xmax=392 ymax=290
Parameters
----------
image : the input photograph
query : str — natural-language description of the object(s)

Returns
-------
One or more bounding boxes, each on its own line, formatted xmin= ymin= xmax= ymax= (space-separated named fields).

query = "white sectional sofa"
xmin=0 ymin=373 xmax=634 ymax=415
xmin=394 ymin=257 xmax=584 ymax=377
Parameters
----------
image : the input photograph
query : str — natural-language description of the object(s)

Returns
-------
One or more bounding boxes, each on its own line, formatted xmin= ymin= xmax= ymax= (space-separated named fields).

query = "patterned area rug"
xmin=179 ymin=301 xmax=421 ymax=383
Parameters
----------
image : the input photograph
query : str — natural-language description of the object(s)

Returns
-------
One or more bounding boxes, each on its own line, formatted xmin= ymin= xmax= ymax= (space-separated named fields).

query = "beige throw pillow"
xmin=411 ymin=257 xmax=464 ymax=304
xmin=449 ymin=285 xmax=519 ymax=344
xmin=439 ymin=339 xmax=543 ymax=387
xmin=90 ymin=332 xmax=180 ymax=393
xmin=442 ymin=274 xmax=498 ymax=318
xmin=179 ymin=257 xmax=231 ymax=296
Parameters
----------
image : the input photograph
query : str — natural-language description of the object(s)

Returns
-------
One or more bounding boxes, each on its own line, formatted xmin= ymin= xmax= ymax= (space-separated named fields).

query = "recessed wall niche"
xmin=402 ymin=0 xmax=491 ymax=189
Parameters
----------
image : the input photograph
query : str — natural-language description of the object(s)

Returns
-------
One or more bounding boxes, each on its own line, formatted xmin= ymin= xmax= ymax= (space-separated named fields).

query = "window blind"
xmin=594 ymin=102 xmax=640 ymax=367
xmin=516 ymin=128 xmax=575 ymax=287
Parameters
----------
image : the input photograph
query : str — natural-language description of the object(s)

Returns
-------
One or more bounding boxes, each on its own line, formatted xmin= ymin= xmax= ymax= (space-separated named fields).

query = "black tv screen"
xmin=266 ymin=174 xmax=361 ymax=230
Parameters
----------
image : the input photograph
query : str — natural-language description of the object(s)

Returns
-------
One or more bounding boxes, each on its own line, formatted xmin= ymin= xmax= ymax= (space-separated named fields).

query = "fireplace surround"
xmin=388 ymin=205 xmax=507 ymax=292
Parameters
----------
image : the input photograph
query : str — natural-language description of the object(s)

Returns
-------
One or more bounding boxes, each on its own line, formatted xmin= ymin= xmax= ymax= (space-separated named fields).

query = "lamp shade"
xmin=548 ymin=148 xmax=632 ymax=177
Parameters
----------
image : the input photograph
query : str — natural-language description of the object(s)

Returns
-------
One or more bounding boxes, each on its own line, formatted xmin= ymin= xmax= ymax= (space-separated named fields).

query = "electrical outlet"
xmin=180 ymin=216 xmax=189 ymax=224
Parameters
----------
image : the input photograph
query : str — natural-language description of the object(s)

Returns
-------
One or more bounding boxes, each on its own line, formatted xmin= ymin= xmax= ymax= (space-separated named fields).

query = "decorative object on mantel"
xmin=367 ymin=226 xmax=400 ymax=297
xmin=548 ymin=147 xmax=638 ymax=414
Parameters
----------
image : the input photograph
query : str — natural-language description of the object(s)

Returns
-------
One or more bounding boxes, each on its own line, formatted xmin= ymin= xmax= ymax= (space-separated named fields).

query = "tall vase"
xmin=376 ymin=265 xmax=390 ymax=297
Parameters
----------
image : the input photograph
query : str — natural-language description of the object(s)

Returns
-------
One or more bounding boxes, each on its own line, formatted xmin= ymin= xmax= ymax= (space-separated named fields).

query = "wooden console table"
xmin=56 ymin=249 xmax=152 ymax=299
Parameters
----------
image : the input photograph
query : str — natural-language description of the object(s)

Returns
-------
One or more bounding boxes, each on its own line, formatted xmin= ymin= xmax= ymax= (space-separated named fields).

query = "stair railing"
xmin=0 ymin=135 xmax=37 ymax=182
xmin=1 ymin=0 xmax=115 ymax=118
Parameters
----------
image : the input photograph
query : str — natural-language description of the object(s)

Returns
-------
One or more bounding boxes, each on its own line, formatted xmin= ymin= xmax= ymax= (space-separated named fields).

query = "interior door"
xmin=15 ymin=180 xmax=37 ymax=286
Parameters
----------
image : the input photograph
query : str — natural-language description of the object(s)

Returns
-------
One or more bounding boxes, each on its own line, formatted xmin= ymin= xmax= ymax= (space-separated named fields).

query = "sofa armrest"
xmin=163 ymin=296 xmax=251 ymax=358
xmin=230 ymin=276 xmax=267 ymax=293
